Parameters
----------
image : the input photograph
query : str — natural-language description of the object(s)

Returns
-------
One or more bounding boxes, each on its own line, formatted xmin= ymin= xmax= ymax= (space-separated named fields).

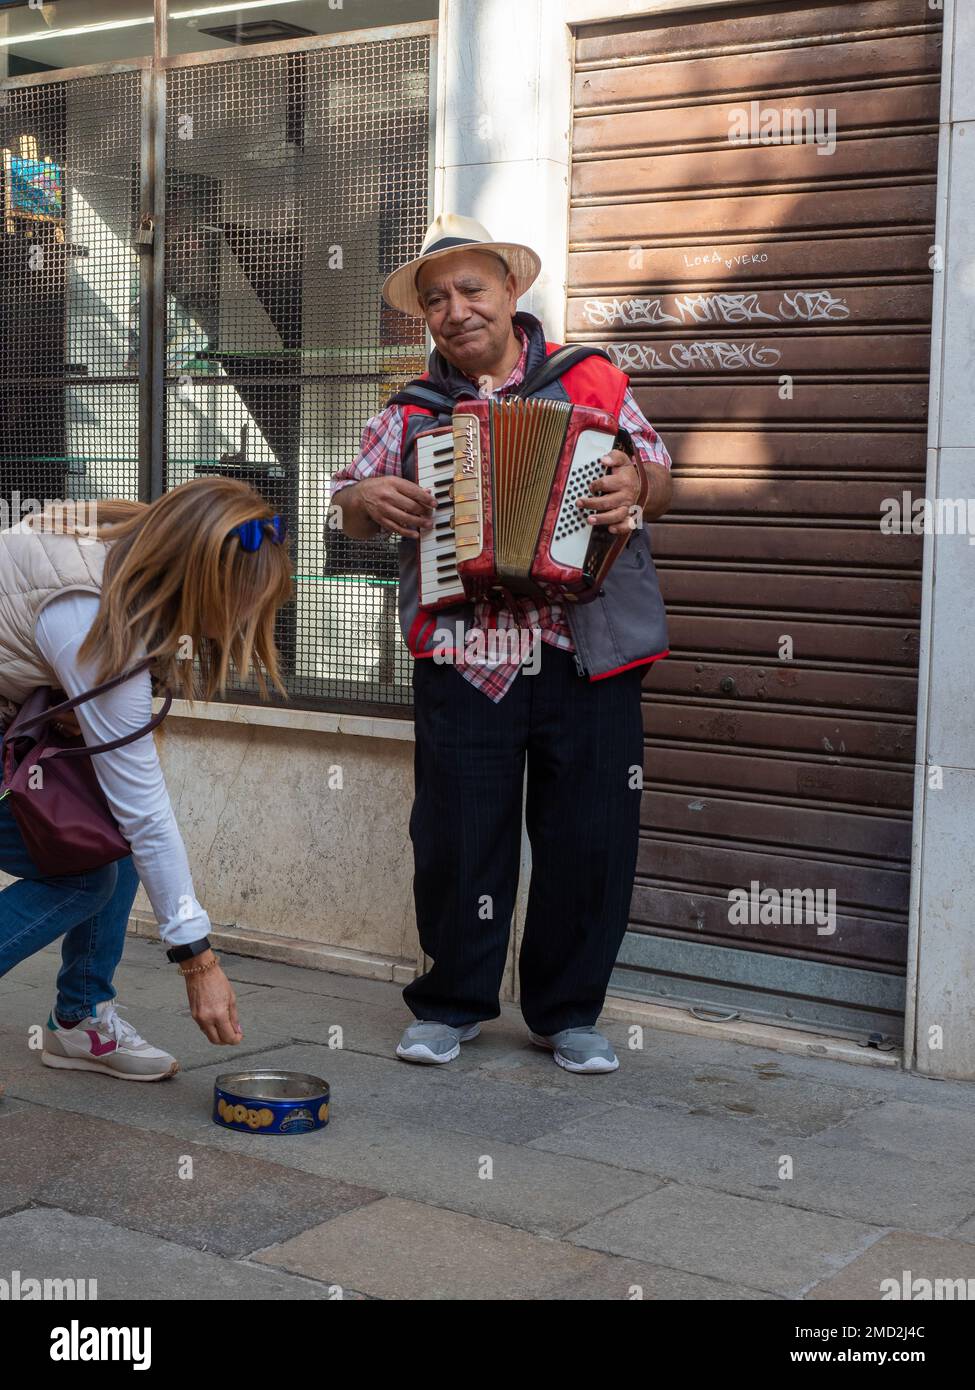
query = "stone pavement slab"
xmin=952 ymin=1210 xmax=975 ymax=1242
xmin=543 ymin=1255 xmax=776 ymax=1300
xmin=480 ymin=1045 xmax=879 ymax=1136
xmin=567 ymin=1184 xmax=882 ymax=1298
xmin=805 ymin=1230 xmax=975 ymax=1300
xmin=0 ymin=1207 xmax=356 ymax=1299
xmin=591 ymin=1020 xmax=975 ymax=1112
xmin=0 ymin=975 xmax=39 ymax=999
xmin=811 ymin=1098 xmax=975 ymax=1164
xmin=4 ymin=1057 xmax=653 ymax=1236
xmin=529 ymin=1102 xmax=975 ymax=1233
xmin=167 ymin=1109 xmax=662 ymax=1238
xmin=0 ymin=1104 xmax=382 ymax=1257
xmin=4 ymin=943 xmax=975 ymax=1301
xmin=255 ymin=1195 xmax=605 ymax=1300
xmin=0 ymin=1075 xmax=658 ymax=1241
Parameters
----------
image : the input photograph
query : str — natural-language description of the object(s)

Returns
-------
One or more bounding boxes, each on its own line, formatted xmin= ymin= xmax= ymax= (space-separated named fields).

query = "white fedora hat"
xmin=381 ymin=212 xmax=541 ymax=317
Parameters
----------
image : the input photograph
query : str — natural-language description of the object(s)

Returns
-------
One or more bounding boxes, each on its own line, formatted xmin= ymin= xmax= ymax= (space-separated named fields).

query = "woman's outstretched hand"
xmin=181 ymin=953 xmax=243 ymax=1044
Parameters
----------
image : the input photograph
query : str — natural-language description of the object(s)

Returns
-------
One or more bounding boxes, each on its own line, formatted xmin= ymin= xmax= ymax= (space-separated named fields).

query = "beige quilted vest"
xmin=0 ymin=520 xmax=109 ymax=727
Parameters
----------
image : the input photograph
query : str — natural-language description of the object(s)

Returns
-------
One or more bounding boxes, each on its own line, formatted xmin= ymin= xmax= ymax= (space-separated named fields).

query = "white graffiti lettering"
xmin=672 ymin=292 xmax=778 ymax=325
xmin=582 ymin=297 xmax=679 ymax=328
xmin=779 ymin=289 xmax=850 ymax=322
xmin=607 ymin=341 xmax=783 ymax=372
xmin=607 ymin=342 xmax=670 ymax=371
xmin=583 ymin=289 xmax=850 ymax=330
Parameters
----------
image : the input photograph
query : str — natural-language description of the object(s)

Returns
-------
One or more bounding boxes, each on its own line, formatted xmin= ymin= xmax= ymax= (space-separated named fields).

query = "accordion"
xmin=415 ymin=396 xmax=629 ymax=612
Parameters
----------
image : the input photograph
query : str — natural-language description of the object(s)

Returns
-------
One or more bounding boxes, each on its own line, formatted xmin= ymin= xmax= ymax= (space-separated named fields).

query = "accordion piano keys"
xmin=416 ymin=427 xmax=466 ymax=607
xmin=415 ymin=399 xmax=626 ymax=613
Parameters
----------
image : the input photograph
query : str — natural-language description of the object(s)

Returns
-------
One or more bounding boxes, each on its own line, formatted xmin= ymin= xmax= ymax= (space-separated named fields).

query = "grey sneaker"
xmin=396 ymin=1020 xmax=481 ymax=1064
xmin=529 ymin=1026 xmax=619 ymax=1074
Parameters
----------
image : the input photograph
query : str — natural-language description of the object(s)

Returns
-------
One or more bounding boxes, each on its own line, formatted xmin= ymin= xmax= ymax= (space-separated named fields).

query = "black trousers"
xmin=403 ymin=645 xmax=645 ymax=1035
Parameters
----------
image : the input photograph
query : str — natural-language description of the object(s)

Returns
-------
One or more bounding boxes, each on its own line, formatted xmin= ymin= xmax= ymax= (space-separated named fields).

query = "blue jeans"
xmin=0 ymin=794 xmax=139 ymax=1022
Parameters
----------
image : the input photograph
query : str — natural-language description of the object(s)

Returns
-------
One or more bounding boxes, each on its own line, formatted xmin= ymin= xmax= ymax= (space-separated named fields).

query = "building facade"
xmin=1 ymin=0 xmax=973 ymax=1079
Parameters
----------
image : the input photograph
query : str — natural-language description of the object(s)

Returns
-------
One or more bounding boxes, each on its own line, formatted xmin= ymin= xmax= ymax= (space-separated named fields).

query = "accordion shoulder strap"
xmin=385 ymin=344 xmax=612 ymax=413
xmin=384 ymin=381 xmax=458 ymax=414
xmin=512 ymin=344 xmax=612 ymax=399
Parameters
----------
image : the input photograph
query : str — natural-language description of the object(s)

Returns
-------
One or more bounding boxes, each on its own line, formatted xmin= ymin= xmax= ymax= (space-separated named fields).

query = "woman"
xmin=0 ymin=477 xmax=293 ymax=1082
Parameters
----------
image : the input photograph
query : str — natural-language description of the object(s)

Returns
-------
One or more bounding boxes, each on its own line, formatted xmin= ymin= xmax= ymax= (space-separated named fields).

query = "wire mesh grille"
xmin=0 ymin=73 xmax=143 ymax=526
xmin=164 ymin=37 xmax=431 ymax=710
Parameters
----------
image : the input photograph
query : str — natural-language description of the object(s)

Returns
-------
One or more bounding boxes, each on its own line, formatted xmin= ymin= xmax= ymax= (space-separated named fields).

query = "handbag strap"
xmin=13 ymin=657 xmax=173 ymax=757
xmin=51 ymin=693 xmax=173 ymax=759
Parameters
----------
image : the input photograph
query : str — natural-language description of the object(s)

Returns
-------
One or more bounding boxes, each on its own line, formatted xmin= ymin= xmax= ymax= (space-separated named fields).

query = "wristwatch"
xmin=166 ymin=936 xmax=212 ymax=964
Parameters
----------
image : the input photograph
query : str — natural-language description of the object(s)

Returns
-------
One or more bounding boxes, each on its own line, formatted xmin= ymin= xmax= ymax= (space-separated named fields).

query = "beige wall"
xmin=133 ymin=703 xmax=421 ymax=981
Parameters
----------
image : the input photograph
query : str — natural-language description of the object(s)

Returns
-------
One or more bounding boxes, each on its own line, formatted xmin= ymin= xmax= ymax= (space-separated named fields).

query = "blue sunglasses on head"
xmin=231 ymin=514 xmax=287 ymax=553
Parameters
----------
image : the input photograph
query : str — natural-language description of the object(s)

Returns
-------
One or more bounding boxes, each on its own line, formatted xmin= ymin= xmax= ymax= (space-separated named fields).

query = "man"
xmin=332 ymin=214 xmax=672 ymax=1073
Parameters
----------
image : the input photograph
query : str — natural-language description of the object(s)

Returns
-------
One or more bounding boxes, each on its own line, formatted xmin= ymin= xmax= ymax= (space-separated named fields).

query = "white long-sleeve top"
xmin=31 ymin=591 xmax=210 ymax=947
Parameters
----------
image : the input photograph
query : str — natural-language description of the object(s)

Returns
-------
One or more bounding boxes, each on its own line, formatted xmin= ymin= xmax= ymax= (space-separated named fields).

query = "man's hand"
xmin=353 ymin=476 xmax=436 ymax=540
xmin=577 ymin=449 xmax=643 ymax=536
xmin=181 ymin=952 xmax=243 ymax=1045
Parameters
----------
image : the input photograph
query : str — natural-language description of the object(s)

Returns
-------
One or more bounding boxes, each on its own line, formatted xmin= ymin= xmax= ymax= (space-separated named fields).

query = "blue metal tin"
xmin=213 ymin=1070 xmax=330 ymax=1135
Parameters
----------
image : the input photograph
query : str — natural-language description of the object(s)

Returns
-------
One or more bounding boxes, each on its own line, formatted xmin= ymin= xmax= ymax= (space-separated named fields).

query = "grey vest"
xmin=395 ymin=312 xmax=669 ymax=680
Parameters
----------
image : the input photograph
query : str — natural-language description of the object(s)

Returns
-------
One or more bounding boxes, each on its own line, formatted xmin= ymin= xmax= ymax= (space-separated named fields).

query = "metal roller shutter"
xmin=569 ymin=0 xmax=943 ymax=1038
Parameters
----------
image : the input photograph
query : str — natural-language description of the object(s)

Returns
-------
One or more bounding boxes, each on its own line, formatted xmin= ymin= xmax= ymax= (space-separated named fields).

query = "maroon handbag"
xmin=0 ymin=660 xmax=172 ymax=876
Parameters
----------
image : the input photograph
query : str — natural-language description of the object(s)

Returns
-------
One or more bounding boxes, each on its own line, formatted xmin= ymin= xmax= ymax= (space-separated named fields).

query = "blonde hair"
xmin=41 ymin=478 xmax=294 ymax=703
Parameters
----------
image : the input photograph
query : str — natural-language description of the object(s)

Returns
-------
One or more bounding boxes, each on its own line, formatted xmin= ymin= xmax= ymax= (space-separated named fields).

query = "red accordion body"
xmin=415 ymin=397 xmax=626 ymax=612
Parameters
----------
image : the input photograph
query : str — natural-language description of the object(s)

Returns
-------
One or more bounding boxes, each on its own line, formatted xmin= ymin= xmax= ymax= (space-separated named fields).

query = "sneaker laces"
xmin=98 ymin=1003 xmax=147 ymax=1049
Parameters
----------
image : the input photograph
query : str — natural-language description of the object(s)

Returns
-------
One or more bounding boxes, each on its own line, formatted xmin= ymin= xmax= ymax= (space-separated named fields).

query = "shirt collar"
xmin=462 ymin=323 xmax=529 ymax=393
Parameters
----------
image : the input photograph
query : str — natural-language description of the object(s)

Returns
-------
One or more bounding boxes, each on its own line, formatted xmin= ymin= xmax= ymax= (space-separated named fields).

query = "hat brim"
xmin=381 ymin=240 xmax=541 ymax=317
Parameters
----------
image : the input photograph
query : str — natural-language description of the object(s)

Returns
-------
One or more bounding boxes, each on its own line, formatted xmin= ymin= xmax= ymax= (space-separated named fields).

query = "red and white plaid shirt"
xmin=331 ymin=326 xmax=672 ymax=701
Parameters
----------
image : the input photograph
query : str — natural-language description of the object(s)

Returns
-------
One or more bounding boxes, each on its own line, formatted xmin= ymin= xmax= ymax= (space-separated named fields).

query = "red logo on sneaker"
xmin=84 ymin=1029 xmax=118 ymax=1057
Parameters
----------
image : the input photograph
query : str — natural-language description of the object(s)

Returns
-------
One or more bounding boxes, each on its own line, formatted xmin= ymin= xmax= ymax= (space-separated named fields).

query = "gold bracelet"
xmin=178 ymin=953 xmax=219 ymax=977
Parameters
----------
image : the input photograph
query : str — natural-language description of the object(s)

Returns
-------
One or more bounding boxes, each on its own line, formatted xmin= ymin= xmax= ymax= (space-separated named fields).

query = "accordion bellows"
xmin=416 ymin=396 xmax=627 ymax=611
